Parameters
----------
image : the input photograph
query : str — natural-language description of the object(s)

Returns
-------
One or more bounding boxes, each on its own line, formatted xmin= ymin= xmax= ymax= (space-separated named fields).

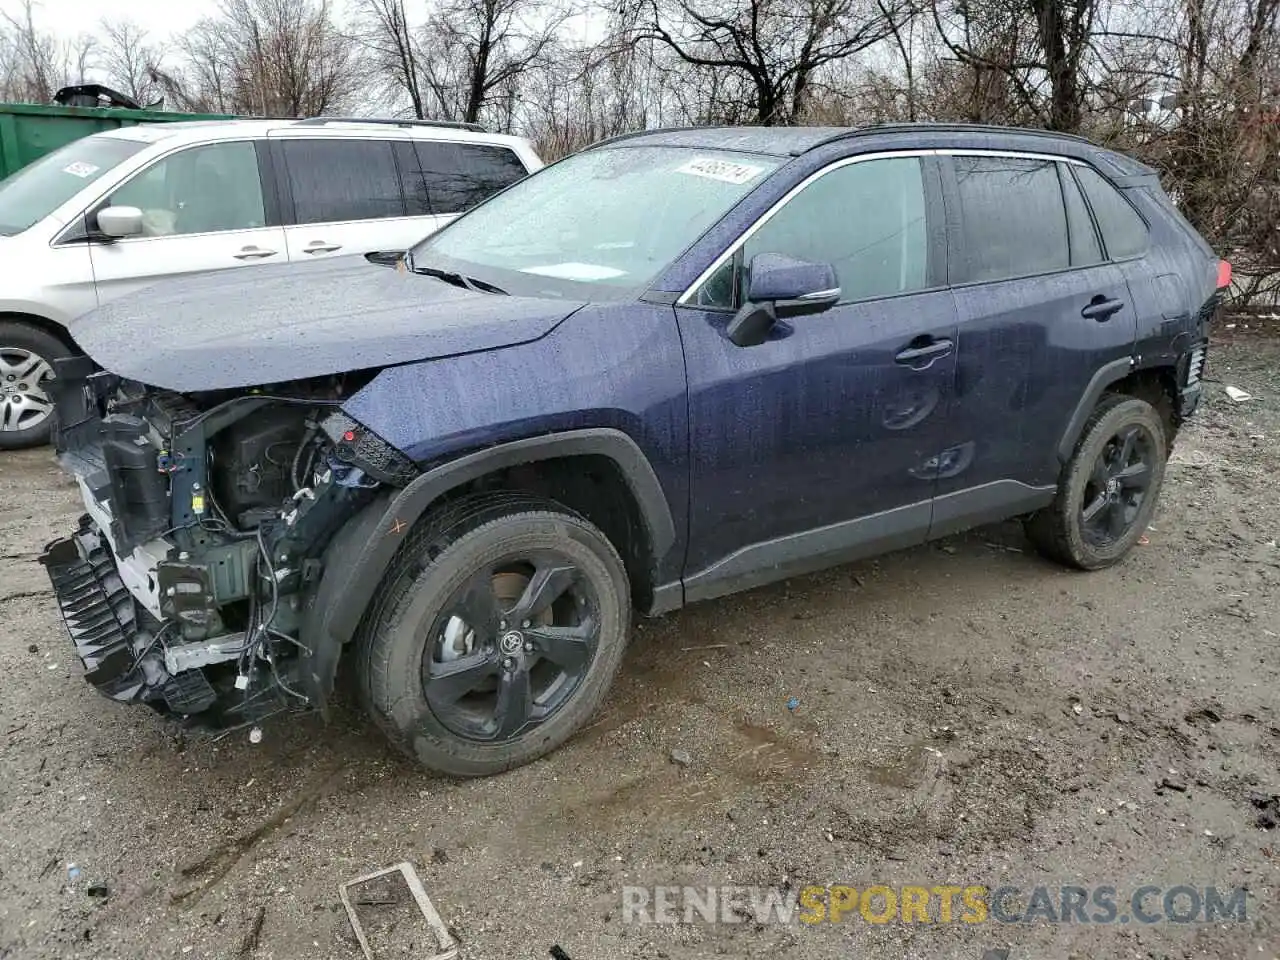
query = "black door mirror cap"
xmin=726 ymin=301 xmax=778 ymax=347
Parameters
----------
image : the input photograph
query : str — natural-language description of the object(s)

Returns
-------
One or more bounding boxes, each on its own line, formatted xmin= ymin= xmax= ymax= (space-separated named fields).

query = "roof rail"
xmin=583 ymin=125 xmax=739 ymax=151
xmin=806 ymin=121 xmax=1095 ymax=152
xmin=293 ymin=116 xmax=487 ymax=133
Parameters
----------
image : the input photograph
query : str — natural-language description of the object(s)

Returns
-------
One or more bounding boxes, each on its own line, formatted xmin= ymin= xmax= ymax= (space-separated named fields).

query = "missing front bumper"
xmin=39 ymin=516 xmax=216 ymax=714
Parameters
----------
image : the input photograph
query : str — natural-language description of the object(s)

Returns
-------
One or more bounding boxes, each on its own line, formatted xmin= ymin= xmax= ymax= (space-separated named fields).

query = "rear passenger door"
xmin=934 ymin=152 xmax=1136 ymax=533
xmin=275 ymin=138 xmax=427 ymax=261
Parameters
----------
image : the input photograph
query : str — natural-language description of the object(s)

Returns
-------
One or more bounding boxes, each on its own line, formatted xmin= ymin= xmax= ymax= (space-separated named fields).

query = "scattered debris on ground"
xmin=339 ymin=862 xmax=457 ymax=960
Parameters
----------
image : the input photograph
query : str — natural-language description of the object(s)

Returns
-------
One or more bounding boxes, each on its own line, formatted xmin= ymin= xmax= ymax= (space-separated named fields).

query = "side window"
xmin=693 ymin=258 xmax=736 ymax=308
xmin=413 ymin=142 xmax=529 ymax=215
xmin=394 ymin=141 xmax=431 ymax=217
xmin=1059 ymin=163 xmax=1103 ymax=266
xmin=108 ymin=141 xmax=266 ymax=237
xmin=1074 ymin=165 xmax=1149 ymax=259
xmin=697 ymin=156 xmax=929 ymax=308
xmin=282 ymin=139 xmax=405 ymax=225
xmin=952 ymin=155 xmax=1069 ymax=282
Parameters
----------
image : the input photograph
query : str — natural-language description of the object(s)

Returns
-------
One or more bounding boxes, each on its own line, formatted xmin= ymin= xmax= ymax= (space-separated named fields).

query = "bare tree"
xmin=929 ymin=0 xmax=1096 ymax=130
xmin=416 ymin=0 xmax=569 ymax=127
xmin=0 ymin=0 xmax=96 ymax=103
xmin=148 ymin=0 xmax=360 ymax=116
xmin=2 ymin=0 xmax=59 ymax=101
xmin=1136 ymin=0 xmax=1280 ymax=304
xmin=99 ymin=19 xmax=163 ymax=106
xmin=625 ymin=0 xmax=912 ymax=124
xmin=518 ymin=34 xmax=660 ymax=156
xmin=147 ymin=21 xmax=236 ymax=113
xmin=357 ymin=0 xmax=428 ymax=117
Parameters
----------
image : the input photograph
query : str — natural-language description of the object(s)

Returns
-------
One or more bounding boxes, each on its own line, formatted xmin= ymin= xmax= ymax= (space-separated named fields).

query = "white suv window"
xmin=281 ymin=139 xmax=405 ymax=224
xmin=107 ymin=141 xmax=267 ymax=237
xmin=409 ymin=142 xmax=528 ymax=215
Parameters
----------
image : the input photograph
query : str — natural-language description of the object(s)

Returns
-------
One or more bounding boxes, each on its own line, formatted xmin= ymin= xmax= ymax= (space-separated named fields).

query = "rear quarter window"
xmin=1059 ymin=163 xmax=1104 ymax=266
xmin=411 ymin=142 xmax=529 ymax=215
xmin=1074 ymin=165 xmax=1149 ymax=259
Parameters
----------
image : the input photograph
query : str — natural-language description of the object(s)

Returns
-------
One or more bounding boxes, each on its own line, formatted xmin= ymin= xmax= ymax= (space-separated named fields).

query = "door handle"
xmin=302 ymin=242 xmax=342 ymax=254
xmin=1081 ymin=296 xmax=1124 ymax=321
xmin=233 ymin=246 xmax=277 ymax=260
xmin=895 ymin=338 xmax=954 ymax=365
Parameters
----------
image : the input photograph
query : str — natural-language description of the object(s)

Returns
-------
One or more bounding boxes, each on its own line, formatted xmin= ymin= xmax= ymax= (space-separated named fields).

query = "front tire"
xmin=0 ymin=322 xmax=65 ymax=450
xmin=1026 ymin=395 xmax=1167 ymax=570
xmin=355 ymin=494 xmax=631 ymax=777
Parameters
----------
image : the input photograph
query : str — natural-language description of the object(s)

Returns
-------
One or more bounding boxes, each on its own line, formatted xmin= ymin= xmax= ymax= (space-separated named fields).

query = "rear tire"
xmin=1025 ymin=395 xmax=1167 ymax=570
xmin=0 ymin=321 xmax=66 ymax=450
xmin=355 ymin=494 xmax=631 ymax=777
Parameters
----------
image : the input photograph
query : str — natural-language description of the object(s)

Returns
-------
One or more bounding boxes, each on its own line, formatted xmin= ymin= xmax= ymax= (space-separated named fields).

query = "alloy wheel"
xmin=0 ymin=346 xmax=54 ymax=434
xmin=421 ymin=550 xmax=600 ymax=742
xmin=1079 ymin=422 xmax=1156 ymax=546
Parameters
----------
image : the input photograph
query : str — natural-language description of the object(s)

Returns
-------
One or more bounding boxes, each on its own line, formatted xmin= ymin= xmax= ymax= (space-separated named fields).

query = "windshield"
xmin=0 ymin=135 xmax=146 ymax=236
xmin=410 ymin=145 xmax=782 ymax=299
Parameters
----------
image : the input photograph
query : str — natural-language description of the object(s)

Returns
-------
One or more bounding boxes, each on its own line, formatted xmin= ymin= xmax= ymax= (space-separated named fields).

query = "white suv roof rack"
xmin=292 ymin=116 xmax=487 ymax=134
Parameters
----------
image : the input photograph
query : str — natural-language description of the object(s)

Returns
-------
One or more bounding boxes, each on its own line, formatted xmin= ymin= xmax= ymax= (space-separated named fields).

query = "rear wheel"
xmin=0 ymin=322 xmax=65 ymax=450
xmin=1026 ymin=395 xmax=1167 ymax=570
xmin=355 ymin=495 xmax=631 ymax=777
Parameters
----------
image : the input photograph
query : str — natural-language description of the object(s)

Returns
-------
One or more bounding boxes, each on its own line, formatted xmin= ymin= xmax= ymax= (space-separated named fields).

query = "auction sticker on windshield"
xmin=62 ymin=162 xmax=100 ymax=178
xmin=677 ymin=157 xmax=764 ymax=185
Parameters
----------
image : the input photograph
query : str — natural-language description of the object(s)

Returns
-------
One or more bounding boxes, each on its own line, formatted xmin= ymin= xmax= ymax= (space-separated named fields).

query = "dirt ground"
xmin=2 ymin=330 xmax=1279 ymax=960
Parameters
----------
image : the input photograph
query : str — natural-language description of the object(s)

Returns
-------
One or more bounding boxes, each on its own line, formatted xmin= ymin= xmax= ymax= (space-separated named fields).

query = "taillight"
xmin=1217 ymin=259 xmax=1232 ymax=290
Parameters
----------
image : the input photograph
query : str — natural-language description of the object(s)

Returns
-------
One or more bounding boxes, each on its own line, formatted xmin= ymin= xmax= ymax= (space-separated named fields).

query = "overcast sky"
xmin=1 ymin=0 xmax=224 ymax=40
xmin=2 ymin=0 xmax=603 ymax=52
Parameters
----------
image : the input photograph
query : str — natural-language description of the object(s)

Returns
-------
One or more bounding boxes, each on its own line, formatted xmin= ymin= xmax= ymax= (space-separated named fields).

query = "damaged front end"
xmin=38 ymin=357 xmax=416 ymax=725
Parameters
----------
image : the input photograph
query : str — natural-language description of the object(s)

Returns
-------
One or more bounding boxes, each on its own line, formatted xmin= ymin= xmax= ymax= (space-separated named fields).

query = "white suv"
xmin=0 ymin=117 xmax=542 ymax=447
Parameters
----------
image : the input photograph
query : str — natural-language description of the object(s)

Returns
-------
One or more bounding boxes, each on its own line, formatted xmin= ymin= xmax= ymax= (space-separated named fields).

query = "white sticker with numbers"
xmin=676 ymin=157 xmax=764 ymax=185
xmin=62 ymin=161 xmax=100 ymax=178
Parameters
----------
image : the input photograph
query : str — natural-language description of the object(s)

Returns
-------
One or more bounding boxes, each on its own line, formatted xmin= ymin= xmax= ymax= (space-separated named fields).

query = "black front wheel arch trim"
xmin=312 ymin=428 xmax=675 ymax=694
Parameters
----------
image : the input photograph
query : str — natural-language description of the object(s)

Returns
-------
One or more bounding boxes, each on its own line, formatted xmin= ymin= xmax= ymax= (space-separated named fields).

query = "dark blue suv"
xmin=40 ymin=123 xmax=1227 ymax=776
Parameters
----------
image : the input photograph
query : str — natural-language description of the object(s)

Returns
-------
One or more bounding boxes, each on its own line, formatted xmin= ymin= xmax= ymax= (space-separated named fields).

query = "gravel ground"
xmin=1 ymin=331 xmax=1279 ymax=960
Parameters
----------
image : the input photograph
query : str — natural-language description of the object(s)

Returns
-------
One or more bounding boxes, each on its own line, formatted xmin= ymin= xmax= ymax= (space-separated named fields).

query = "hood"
xmin=68 ymin=256 xmax=586 ymax=391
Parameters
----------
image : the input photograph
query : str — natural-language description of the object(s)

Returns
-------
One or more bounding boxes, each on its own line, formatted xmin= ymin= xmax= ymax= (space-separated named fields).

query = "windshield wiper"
xmin=412 ymin=265 xmax=507 ymax=296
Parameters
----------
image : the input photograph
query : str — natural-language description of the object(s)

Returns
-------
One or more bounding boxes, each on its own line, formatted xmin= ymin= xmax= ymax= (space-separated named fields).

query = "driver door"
xmin=676 ymin=153 xmax=960 ymax=601
xmin=87 ymin=140 xmax=286 ymax=306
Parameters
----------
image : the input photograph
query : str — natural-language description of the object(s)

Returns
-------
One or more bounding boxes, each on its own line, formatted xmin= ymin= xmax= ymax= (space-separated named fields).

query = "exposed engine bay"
xmin=38 ymin=356 xmax=418 ymax=725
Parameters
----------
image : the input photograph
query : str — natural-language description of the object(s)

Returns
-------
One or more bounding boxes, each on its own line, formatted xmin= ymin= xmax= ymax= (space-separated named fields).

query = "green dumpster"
xmin=0 ymin=101 xmax=236 ymax=181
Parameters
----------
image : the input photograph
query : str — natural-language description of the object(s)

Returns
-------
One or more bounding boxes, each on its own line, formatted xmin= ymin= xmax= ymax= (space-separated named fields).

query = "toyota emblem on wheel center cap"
xmin=500 ymin=630 xmax=524 ymax=655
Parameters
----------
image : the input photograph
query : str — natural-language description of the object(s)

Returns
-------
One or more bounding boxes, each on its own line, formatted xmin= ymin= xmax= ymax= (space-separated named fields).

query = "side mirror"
xmin=96 ymin=206 xmax=144 ymax=239
xmin=727 ymin=253 xmax=841 ymax=347
xmin=365 ymin=250 xmax=406 ymax=269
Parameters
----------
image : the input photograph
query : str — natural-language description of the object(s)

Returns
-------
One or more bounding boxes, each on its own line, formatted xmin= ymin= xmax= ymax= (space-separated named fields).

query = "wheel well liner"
xmin=303 ymin=427 xmax=675 ymax=712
